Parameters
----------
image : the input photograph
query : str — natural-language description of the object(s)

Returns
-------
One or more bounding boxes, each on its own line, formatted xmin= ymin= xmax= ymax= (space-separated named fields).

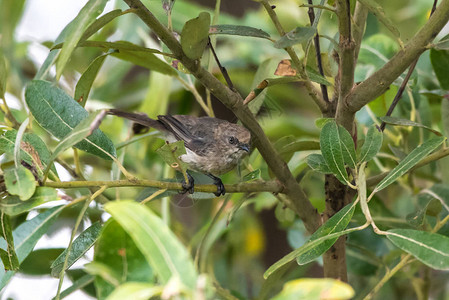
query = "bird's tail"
xmin=106 ymin=109 xmax=166 ymax=131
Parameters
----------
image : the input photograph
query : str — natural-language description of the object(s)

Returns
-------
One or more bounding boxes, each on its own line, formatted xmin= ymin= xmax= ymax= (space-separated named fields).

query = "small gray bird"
xmin=107 ymin=109 xmax=251 ymax=196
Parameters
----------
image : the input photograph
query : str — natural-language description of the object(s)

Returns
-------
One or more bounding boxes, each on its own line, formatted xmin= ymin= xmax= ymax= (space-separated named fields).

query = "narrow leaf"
xmin=296 ymin=203 xmax=356 ymax=265
xmin=75 ymin=54 xmax=108 ymax=106
xmin=272 ymin=278 xmax=354 ymax=300
xmin=422 ymin=184 xmax=449 ymax=213
xmin=107 ymin=283 xmax=162 ymax=300
xmin=209 ymin=25 xmax=270 ymax=40
xmin=430 ymin=48 xmax=449 ymax=90
xmin=374 ymin=137 xmax=445 ymax=192
xmin=274 ymin=26 xmax=316 ymax=49
xmin=359 ymin=125 xmax=383 ymax=163
xmin=338 ymin=125 xmax=357 ymax=168
xmin=0 ymin=51 xmax=6 ymax=98
xmin=306 ymin=66 xmax=332 ymax=86
xmin=265 ymin=203 xmax=356 ymax=278
xmin=105 ymin=201 xmax=198 ymax=289
xmin=320 ymin=121 xmax=348 ymax=184
xmin=80 ymin=9 xmax=124 ymax=43
xmin=84 ymin=262 xmax=121 ymax=286
xmin=0 ymin=206 xmax=63 ymax=289
xmin=4 ymin=166 xmax=36 ymax=201
xmin=358 ymin=0 xmax=400 ymax=39
xmin=306 ymin=153 xmax=332 ymax=174
xmin=94 ymin=220 xmax=153 ymax=299
xmin=56 ymin=0 xmax=108 ymax=79
xmin=43 ymin=110 xmax=106 ymax=178
xmin=111 ymin=50 xmax=176 ymax=76
xmin=379 ymin=116 xmax=442 ymax=136
xmin=0 ymin=187 xmax=59 ymax=216
xmin=51 ymin=222 xmax=102 ymax=277
xmin=25 ymin=80 xmax=116 ymax=160
xmin=55 ymin=274 xmax=94 ymax=300
xmin=181 ymin=12 xmax=211 ymax=59
xmin=0 ymin=213 xmax=19 ymax=271
xmin=387 ymin=229 xmax=449 ymax=270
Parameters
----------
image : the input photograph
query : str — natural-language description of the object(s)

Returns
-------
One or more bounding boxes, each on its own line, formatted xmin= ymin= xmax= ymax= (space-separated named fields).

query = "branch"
xmin=353 ymin=2 xmax=369 ymax=60
xmin=366 ymin=146 xmax=449 ymax=187
xmin=346 ymin=0 xmax=449 ymax=113
xmin=335 ymin=0 xmax=356 ymax=130
xmin=43 ymin=179 xmax=284 ymax=194
xmin=116 ymin=0 xmax=322 ymax=232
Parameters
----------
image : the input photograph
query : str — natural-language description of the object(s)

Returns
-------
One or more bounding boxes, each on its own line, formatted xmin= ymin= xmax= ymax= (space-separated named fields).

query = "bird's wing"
xmin=157 ymin=115 xmax=207 ymax=155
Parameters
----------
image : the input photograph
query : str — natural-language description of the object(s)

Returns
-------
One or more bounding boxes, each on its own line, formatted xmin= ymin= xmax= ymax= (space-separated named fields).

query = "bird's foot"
xmin=207 ymin=174 xmax=225 ymax=196
xmin=180 ymin=172 xmax=194 ymax=194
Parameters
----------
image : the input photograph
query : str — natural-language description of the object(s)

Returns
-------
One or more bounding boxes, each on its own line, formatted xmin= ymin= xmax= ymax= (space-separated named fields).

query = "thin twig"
xmin=307 ymin=0 xmax=330 ymax=103
xmin=208 ymin=37 xmax=234 ymax=89
xmin=43 ymin=178 xmax=284 ymax=194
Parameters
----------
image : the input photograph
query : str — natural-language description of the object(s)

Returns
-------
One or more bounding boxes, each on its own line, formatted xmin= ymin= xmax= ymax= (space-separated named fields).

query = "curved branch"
xmin=346 ymin=0 xmax=449 ymax=113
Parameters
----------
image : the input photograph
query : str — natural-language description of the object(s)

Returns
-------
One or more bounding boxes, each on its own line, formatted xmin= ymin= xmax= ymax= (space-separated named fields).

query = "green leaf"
xmin=358 ymin=0 xmax=400 ymax=39
xmin=75 ymin=54 xmax=108 ymax=106
xmin=209 ymin=25 xmax=270 ymax=40
xmin=379 ymin=116 xmax=442 ymax=136
xmin=0 ymin=213 xmax=19 ymax=271
xmin=4 ymin=166 xmax=36 ymax=201
xmin=387 ymin=229 xmax=449 ymax=270
xmin=359 ymin=125 xmax=383 ymax=163
xmin=156 ymin=140 xmax=188 ymax=171
xmin=51 ymin=222 xmax=102 ymax=277
xmin=264 ymin=203 xmax=357 ymax=278
xmin=56 ymin=274 xmax=94 ymax=300
xmin=279 ymin=140 xmax=320 ymax=154
xmin=25 ymin=80 xmax=116 ymax=160
xmin=56 ymin=0 xmax=108 ymax=79
xmin=0 ymin=206 xmax=63 ymax=289
xmin=111 ymin=48 xmax=177 ymax=76
xmin=430 ymin=48 xmax=449 ymax=90
xmin=21 ymin=248 xmax=64 ymax=275
xmin=79 ymin=9 xmax=124 ymax=43
xmin=85 ymin=261 xmax=121 ymax=287
xmin=93 ymin=220 xmax=153 ymax=299
xmin=320 ymin=121 xmax=349 ymax=184
xmin=0 ymin=51 xmax=6 ymax=98
xmin=243 ymin=169 xmax=261 ymax=182
xmin=0 ymin=130 xmax=59 ymax=180
xmin=306 ymin=153 xmax=332 ymax=174
xmin=105 ymin=201 xmax=198 ymax=289
xmin=181 ymin=12 xmax=211 ymax=59
xmin=338 ymin=125 xmax=357 ymax=168
xmin=422 ymin=184 xmax=449 ymax=213
xmin=43 ymin=110 xmax=106 ymax=178
xmin=306 ymin=66 xmax=332 ymax=86
xmin=274 ymin=26 xmax=316 ymax=49
xmin=107 ymin=283 xmax=162 ymax=300
xmin=296 ymin=203 xmax=356 ymax=265
xmin=374 ymin=137 xmax=445 ymax=192
xmin=0 ymin=187 xmax=59 ymax=216
xmin=272 ymin=278 xmax=354 ymax=300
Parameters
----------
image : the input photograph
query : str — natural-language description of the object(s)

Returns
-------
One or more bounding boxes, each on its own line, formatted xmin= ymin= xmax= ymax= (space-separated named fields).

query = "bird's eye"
xmin=228 ymin=136 xmax=236 ymax=144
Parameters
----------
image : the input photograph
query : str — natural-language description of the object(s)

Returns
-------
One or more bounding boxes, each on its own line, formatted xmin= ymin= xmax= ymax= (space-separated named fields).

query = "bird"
xmin=107 ymin=109 xmax=251 ymax=196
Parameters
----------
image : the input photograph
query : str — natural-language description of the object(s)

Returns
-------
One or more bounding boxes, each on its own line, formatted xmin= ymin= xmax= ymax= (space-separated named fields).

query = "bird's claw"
xmin=180 ymin=172 xmax=194 ymax=194
xmin=212 ymin=178 xmax=226 ymax=197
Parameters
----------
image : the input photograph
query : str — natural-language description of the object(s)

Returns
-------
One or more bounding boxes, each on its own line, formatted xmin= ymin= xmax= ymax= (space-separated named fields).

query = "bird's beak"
xmin=238 ymin=143 xmax=250 ymax=152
